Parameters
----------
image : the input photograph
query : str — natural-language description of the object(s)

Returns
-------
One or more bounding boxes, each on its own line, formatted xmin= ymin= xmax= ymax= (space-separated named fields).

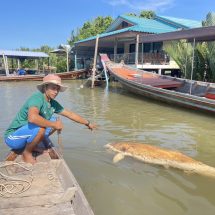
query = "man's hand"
xmin=53 ymin=118 xmax=63 ymax=131
xmin=86 ymin=122 xmax=97 ymax=131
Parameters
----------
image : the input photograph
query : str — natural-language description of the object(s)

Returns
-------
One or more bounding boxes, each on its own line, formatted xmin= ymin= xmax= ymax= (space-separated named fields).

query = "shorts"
xmin=5 ymin=116 xmax=56 ymax=150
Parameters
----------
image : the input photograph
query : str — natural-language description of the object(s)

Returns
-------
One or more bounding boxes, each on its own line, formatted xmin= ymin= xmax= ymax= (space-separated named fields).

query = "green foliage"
xmin=68 ymin=16 xmax=113 ymax=46
xmin=126 ymin=13 xmax=137 ymax=16
xmin=55 ymin=56 xmax=67 ymax=73
xmin=164 ymin=12 xmax=215 ymax=82
xmin=139 ymin=10 xmax=155 ymax=19
xmin=14 ymin=45 xmax=68 ymax=73
xmin=125 ymin=10 xmax=155 ymax=19
xmin=163 ymin=40 xmax=193 ymax=78
xmin=203 ymin=12 xmax=215 ymax=81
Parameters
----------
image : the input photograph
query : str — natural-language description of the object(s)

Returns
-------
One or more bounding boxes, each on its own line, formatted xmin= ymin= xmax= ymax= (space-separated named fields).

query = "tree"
xmin=68 ymin=16 xmax=113 ymax=46
xmin=139 ymin=10 xmax=155 ymax=19
xmin=203 ymin=12 xmax=215 ymax=81
xmin=126 ymin=13 xmax=137 ymax=16
xmin=164 ymin=12 xmax=215 ymax=82
xmin=163 ymin=40 xmax=193 ymax=78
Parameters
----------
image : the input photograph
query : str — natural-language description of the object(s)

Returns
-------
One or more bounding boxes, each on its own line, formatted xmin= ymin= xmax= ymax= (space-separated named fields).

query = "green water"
xmin=0 ymin=80 xmax=215 ymax=215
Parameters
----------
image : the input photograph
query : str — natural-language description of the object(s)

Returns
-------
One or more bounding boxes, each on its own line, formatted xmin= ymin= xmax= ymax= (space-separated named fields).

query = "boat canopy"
xmin=0 ymin=50 xmax=49 ymax=59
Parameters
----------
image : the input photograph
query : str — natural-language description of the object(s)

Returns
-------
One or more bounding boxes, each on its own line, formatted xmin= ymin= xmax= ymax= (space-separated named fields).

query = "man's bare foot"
xmin=22 ymin=152 xmax=37 ymax=165
xmin=33 ymin=147 xmax=49 ymax=154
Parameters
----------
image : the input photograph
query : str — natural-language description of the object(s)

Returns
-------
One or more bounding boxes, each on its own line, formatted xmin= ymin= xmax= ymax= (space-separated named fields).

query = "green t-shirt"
xmin=4 ymin=92 xmax=64 ymax=138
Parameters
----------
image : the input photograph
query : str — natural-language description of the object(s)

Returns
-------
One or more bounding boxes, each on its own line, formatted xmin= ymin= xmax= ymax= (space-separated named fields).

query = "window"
xmin=153 ymin=42 xmax=163 ymax=52
xmin=129 ymin=44 xmax=135 ymax=53
xmin=122 ymin=21 xmax=129 ymax=28
xmin=143 ymin=43 xmax=151 ymax=53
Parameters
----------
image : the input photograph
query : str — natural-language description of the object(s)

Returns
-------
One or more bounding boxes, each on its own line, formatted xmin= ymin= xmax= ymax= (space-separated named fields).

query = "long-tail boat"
xmin=100 ymin=54 xmax=215 ymax=114
xmin=0 ymin=69 xmax=87 ymax=82
xmin=0 ymin=141 xmax=94 ymax=215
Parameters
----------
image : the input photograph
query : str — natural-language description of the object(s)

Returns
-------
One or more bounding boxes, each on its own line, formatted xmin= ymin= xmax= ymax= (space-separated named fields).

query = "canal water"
xmin=0 ymin=80 xmax=215 ymax=215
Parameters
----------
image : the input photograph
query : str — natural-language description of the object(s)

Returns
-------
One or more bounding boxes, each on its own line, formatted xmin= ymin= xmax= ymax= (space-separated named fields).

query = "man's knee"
xmin=38 ymin=127 xmax=46 ymax=136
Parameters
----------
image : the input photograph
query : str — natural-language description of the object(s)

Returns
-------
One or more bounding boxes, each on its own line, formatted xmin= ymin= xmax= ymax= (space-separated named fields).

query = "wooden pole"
xmin=74 ymin=53 xmax=77 ymax=70
xmin=114 ymin=38 xmax=117 ymax=62
xmin=17 ymin=59 xmax=20 ymax=69
xmin=189 ymin=38 xmax=196 ymax=95
xmin=135 ymin=34 xmax=139 ymax=67
xmin=91 ymin=35 xmax=99 ymax=88
xmin=2 ymin=53 xmax=9 ymax=76
xmin=66 ymin=49 xmax=69 ymax=72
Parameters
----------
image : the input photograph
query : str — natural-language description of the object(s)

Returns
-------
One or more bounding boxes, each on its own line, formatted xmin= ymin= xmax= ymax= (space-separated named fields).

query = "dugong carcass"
xmin=105 ymin=142 xmax=215 ymax=178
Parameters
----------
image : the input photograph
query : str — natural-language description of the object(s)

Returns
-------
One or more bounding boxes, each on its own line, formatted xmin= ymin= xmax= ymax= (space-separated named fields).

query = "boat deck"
xmin=0 ymin=150 xmax=93 ymax=215
xmin=111 ymin=67 xmax=182 ymax=89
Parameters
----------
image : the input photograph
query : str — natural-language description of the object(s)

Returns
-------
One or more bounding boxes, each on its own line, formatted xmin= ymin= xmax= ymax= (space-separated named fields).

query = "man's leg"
xmin=22 ymin=127 xmax=46 ymax=164
xmin=5 ymin=124 xmax=45 ymax=164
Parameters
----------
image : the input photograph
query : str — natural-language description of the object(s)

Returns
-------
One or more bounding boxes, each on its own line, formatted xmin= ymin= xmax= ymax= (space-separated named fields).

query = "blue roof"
xmin=155 ymin=15 xmax=202 ymax=29
xmin=75 ymin=14 xmax=202 ymax=45
xmin=0 ymin=50 xmax=49 ymax=58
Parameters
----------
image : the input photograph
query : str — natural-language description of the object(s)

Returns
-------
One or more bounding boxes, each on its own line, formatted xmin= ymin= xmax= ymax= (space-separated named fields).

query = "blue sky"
xmin=0 ymin=0 xmax=214 ymax=50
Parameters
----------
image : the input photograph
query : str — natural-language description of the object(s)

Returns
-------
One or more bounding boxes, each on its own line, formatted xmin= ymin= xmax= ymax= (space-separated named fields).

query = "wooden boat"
xmin=0 ymin=142 xmax=94 ymax=215
xmin=58 ymin=69 xmax=87 ymax=80
xmin=100 ymin=54 xmax=215 ymax=114
xmin=0 ymin=69 xmax=87 ymax=82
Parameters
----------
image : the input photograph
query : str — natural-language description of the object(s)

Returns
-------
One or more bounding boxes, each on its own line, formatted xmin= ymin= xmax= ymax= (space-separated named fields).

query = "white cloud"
xmin=105 ymin=0 xmax=174 ymax=12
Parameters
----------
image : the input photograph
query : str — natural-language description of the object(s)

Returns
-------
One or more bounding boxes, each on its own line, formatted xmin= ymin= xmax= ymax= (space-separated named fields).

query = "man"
xmin=4 ymin=74 xmax=96 ymax=164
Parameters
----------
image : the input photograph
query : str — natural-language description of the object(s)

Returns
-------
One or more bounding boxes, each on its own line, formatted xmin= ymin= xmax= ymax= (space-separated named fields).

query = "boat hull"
xmin=118 ymin=76 xmax=215 ymax=113
xmin=105 ymin=62 xmax=215 ymax=114
xmin=0 ymin=69 xmax=87 ymax=82
xmin=1 ymin=146 xmax=94 ymax=215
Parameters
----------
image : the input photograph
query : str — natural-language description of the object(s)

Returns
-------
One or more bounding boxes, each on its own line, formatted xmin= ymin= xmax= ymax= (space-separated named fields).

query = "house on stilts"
xmin=73 ymin=14 xmax=201 ymax=76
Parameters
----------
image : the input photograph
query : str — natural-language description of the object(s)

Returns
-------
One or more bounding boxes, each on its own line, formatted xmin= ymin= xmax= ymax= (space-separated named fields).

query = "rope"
xmin=0 ymin=162 xmax=33 ymax=198
xmin=57 ymin=130 xmax=63 ymax=158
xmin=57 ymin=116 xmax=63 ymax=158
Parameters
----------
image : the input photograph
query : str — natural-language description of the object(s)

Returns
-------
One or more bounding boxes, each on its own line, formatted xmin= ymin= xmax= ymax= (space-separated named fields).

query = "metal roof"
xmin=140 ymin=25 xmax=215 ymax=43
xmin=155 ymin=15 xmax=202 ymax=29
xmin=0 ymin=50 xmax=49 ymax=58
xmin=75 ymin=14 xmax=202 ymax=45
xmin=75 ymin=24 xmax=176 ymax=45
xmin=105 ymin=15 xmax=179 ymax=33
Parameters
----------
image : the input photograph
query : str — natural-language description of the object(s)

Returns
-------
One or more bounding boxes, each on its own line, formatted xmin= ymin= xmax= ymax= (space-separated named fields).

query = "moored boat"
xmin=100 ymin=54 xmax=215 ymax=114
xmin=0 ymin=69 xmax=87 ymax=82
xmin=0 ymin=143 xmax=94 ymax=215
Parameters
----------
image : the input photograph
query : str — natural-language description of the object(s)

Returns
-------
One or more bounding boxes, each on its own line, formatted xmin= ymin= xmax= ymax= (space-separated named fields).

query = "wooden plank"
xmin=0 ymin=187 xmax=76 ymax=209
xmin=1 ymin=202 xmax=75 ymax=215
xmin=1 ymin=149 xmax=94 ymax=215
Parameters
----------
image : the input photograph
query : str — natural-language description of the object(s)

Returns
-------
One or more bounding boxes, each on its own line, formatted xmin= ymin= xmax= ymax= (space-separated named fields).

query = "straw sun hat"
xmin=37 ymin=74 xmax=68 ymax=92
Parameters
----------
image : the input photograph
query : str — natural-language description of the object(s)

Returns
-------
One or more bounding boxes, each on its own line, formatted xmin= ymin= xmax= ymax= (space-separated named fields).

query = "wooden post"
xmin=189 ymin=38 xmax=196 ymax=95
xmin=48 ymin=57 xmax=50 ymax=73
xmin=135 ymin=34 xmax=139 ymax=67
xmin=141 ymin=42 xmax=144 ymax=67
xmin=74 ymin=53 xmax=77 ymax=70
xmin=66 ymin=49 xmax=69 ymax=72
xmin=17 ymin=59 xmax=20 ymax=69
xmin=2 ymin=53 xmax=9 ymax=76
xmin=114 ymin=38 xmax=117 ymax=62
xmin=91 ymin=35 xmax=99 ymax=88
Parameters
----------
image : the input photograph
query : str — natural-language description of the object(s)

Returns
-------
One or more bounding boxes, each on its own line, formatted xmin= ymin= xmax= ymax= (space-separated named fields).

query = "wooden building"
xmin=73 ymin=14 xmax=201 ymax=75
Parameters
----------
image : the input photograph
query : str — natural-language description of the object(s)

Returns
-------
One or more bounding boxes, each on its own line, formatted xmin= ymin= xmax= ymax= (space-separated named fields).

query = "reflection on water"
xmin=0 ymin=80 xmax=215 ymax=215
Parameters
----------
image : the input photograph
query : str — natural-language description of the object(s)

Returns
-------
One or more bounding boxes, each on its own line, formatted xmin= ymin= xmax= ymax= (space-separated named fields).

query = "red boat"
xmin=100 ymin=54 xmax=215 ymax=114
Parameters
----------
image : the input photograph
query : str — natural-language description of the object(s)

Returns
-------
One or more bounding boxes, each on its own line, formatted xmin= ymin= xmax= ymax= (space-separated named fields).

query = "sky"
xmin=0 ymin=0 xmax=214 ymax=50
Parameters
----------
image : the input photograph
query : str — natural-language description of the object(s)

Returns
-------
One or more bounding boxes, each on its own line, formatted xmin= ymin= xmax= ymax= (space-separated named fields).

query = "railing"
xmin=109 ymin=52 xmax=170 ymax=65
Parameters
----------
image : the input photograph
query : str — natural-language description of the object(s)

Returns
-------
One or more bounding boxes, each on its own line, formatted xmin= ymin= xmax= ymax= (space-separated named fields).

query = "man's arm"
xmin=28 ymin=107 xmax=63 ymax=130
xmin=59 ymin=109 xmax=96 ymax=130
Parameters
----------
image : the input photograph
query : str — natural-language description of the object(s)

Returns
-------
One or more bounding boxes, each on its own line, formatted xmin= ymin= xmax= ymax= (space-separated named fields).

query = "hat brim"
xmin=37 ymin=82 xmax=68 ymax=92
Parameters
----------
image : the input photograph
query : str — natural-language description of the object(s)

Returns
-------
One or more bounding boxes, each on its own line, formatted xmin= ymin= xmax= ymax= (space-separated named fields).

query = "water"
xmin=0 ymin=80 xmax=215 ymax=215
